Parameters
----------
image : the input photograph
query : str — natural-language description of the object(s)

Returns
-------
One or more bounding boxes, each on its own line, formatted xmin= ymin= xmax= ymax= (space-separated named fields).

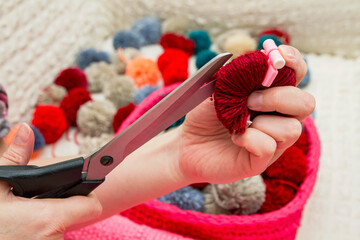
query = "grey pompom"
xmin=37 ymin=85 xmax=67 ymax=105
xmin=78 ymin=133 xmax=113 ymax=155
xmin=203 ymin=175 xmax=266 ymax=215
xmin=103 ymin=75 xmax=135 ymax=108
xmin=85 ymin=62 xmax=116 ymax=93
xmin=77 ymin=99 xmax=116 ymax=137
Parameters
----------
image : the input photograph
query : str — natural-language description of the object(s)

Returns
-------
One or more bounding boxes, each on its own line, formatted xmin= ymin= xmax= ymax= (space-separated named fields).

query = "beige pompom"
xmin=162 ymin=16 xmax=190 ymax=35
xmin=203 ymin=175 xmax=266 ymax=215
xmin=103 ymin=75 xmax=136 ymax=108
xmin=78 ymin=133 xmax=113 ymax=155
xmin=77 ymin=99 xmax=116 ymax=137
xmin=37 ymin=84 xmax=67 ymax=106
xmin=215 ymin=30 xmax=256 ymax=58
xmin=85 ymin=62 xmax=117 ymax=93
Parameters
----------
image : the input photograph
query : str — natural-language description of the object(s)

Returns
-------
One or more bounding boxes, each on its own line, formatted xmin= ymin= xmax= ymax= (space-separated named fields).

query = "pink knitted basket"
xmin=117 ymin=83 xmax=321 ymax=240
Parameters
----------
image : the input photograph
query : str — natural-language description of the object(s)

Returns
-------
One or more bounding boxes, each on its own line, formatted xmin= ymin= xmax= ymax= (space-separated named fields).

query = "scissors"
xmin=0 ymin=53 xmax=232 ymax=199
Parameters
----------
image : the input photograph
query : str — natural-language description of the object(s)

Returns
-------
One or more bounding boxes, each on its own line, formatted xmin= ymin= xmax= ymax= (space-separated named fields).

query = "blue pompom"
xmin=133 ymin=85 xmax=161 ymax=105
xmin=131 ymin=17 xmax=161 ymax=45
xmin=257 ymin=35 xmax=282 ymax=50
xmin=113 ymin=31 xmax=142 ymax=50
xmin=31 ymin=125 xmax=45 ymax=151
xmin=158 ymin=186 xmax=205 ymax=212
xmin=188 ymin=30 xmax=211 ymax=54
xmin=76 ymin=48 xmax=111 ymax=70
xmin=298 ymin=57 xmax=311 ymax=88
xmin=166 ymin=115 xmax=186 ymax=131
xmin=196 ymin=50 xmax=217 ymax=69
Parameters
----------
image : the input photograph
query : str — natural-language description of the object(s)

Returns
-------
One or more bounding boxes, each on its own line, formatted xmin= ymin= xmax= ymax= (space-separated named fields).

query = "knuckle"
xmin=265 ymin=88 xmax=281 ymax=109
xmin=89 ymin=196 xmax=103 ymax=218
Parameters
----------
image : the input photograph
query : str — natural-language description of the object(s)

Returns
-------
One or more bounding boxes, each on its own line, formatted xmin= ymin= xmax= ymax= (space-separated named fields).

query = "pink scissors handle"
xmin=83 ymin=53 xmax=232 ymax=180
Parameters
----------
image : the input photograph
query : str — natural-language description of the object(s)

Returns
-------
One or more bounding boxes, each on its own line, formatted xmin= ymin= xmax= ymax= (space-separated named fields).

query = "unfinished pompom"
xmin=78 ymin=133 xmax=113 ymax=155
xmin=162 ymin=16 xmax=190 ymax=35
xmin=77 ymin=99 xmax=116 ymax=137
xmin=202 ymin=175 xmax=266 ymax=215
xmin=37 ymin=84 xmax=67 ymax=105
xmin=85 ymin=62 xmax=117 ymax=93
xmin=103 ymin=76 xmax=136 ymax=108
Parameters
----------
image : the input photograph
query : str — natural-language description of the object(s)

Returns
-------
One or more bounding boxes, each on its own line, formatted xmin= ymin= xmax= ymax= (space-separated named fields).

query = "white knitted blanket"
xmin=1 ymin=1 xmax=360 ymax=239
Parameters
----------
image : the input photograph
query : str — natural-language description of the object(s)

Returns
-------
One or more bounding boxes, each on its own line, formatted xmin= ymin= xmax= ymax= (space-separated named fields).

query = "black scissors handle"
xmin=0 ymin=157 xmax=103 ymax=198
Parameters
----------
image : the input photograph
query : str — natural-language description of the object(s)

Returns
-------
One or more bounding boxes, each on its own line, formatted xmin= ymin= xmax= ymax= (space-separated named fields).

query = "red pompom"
xmin=157 ymin=49 xmax=189 ymax=86
xmin=293 ymin=131 xmax=310 ymax=155
xmin=258 ymin=28 xmax=290 ymax=44
xmin=31 ymin=105 xmax=68 ymax=144
xmin=258 ymin=179 xmax=298 ymax=213
xmin=54 ymin=67 xmax=88 ymax=91
xmin=112 ymin=102 xmax=135 ymax=132
xmin=214 ymin=51 xmax=296 ymax=133
xmin=263 ymin=146 xmax=307 ymax=186
xmin=160 ymin=33 xmax=195 ymax=55
xmin=60 ymin=88 xmax=92 ymax=126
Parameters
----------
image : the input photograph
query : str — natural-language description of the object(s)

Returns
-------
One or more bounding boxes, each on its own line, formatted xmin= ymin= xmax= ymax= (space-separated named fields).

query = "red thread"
xmin=51 ymin=143 xmax=57 ymax=158
xmin=214 ymin=51 xmax=296 ymax=133
xmin=73 ymin=129 xmax=80 ymax=146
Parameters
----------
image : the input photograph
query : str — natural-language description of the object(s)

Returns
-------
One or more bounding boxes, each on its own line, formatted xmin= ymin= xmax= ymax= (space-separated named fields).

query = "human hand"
xmin=177 ymin=46 xmax=315 ymax=184
xmin=0 ymin=124 xmax=102 ymax=240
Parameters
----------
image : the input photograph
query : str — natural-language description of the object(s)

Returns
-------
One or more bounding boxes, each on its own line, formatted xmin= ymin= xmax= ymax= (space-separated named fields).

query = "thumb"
xmin=0 ymin=123 xmax=34 ymax=193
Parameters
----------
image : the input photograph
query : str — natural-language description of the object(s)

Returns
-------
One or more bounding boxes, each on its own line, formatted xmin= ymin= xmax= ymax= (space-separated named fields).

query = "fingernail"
xmin=14 ymin=124 xmax=31 ymax=146
xmin=248 ymin=92 xmax=263 ymax=110
xmin=279 ymin=45 xmax=296 ymax=60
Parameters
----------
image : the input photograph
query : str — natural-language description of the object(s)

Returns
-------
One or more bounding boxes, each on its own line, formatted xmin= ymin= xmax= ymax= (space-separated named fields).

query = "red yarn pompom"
xmin=60 ymin=88 xmax=92 ymax=126
xmin=160 ymin=33 xmax=195 ymax=55
xmin=263 ymin=146 xmax=307 ymax=186
xmin=258 ymin=179 xmax=298 ymax=213
xmin=31 ymin=105 xmax=68 ymax=144
xmin=293 ymin=131 xmax=310 ymax=155
xmin=214 ymin=51 xmax=296 ymax=133
xmin=258 ymin=28 xmax=290 ymax=44
xmin=54 ymin=67 xmax=88 ymax=91
xmin=113 ymin=102 xmax=135 ymax=132
xmin=157 ymin=49 xmax=189 ymax=86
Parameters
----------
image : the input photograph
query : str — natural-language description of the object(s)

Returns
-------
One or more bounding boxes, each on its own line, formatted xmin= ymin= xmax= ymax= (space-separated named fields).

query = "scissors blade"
xmin=83 ymin=53 xmax=232 ymax=180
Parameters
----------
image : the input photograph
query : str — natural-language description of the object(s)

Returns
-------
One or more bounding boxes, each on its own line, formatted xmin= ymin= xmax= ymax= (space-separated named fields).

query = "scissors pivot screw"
xmin=100 ymin=156 xmax=113 ymax=166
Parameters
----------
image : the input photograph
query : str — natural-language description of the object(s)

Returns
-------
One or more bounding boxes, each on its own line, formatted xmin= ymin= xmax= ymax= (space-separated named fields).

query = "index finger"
xmin=278 ymin=45 xmax=308 ymax=85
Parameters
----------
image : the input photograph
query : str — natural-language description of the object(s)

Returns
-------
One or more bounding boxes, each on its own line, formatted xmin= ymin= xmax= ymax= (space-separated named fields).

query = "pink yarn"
xmin=70 ymin=83 xmax=320 ymax=239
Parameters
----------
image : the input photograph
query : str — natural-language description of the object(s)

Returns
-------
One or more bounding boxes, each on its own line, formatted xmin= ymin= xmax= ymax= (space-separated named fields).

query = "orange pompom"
xmin=126 ymin=57 xmax=160 ymax=87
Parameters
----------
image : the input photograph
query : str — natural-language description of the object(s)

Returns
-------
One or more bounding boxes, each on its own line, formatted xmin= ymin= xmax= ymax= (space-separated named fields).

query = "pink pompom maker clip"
xmin=261 ymin=39 xmax=286 ymax=87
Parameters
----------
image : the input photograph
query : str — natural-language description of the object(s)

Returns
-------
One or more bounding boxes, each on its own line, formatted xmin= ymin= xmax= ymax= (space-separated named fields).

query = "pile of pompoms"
xmin=7 ymin=15 xmax=313 ymax=216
